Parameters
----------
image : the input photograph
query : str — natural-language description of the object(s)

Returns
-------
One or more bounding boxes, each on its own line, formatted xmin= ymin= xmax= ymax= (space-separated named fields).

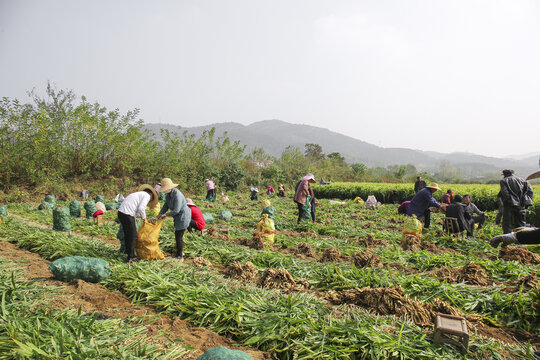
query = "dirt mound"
xmin=432 ymin=262 xmax=490 ymax=286
xmin=258 ymin=268 xmax=308 ymax=292
xmin=326 ymin=286 xmax=460 ymax=327
xmin=192 ymin=257 xmax=212 ymax=268
xmin=225 ymin=261 xmax=259 ymax=282
xmin=295 ymin=242 xmax=315 ymax=257
xmin=352 ymin=249 xmax=382 ymax=268
xmin=362 ymin=222 xmax=374 ymax=229
xmin=505 ymin=272 xmax=540 ymax=293
xmin=321 ymin=247 xmax=342 ymax=262
xmin=499 ymin=247 xmax=540 ymax=265
xmin=207 ymin=227 xmax=229 ymax=241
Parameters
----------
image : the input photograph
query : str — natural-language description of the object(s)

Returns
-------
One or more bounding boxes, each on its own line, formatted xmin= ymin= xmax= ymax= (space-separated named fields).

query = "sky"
xmin=1 ymin=0 xmax=539 ymax=158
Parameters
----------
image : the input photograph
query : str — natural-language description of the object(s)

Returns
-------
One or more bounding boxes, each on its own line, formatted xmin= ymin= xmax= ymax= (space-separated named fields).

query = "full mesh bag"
xmin=402 ymin=215 xmax=423 ymax=241
xmin=49 ymin=256 xmax=110 ymax=283
xmin=94 ymin=195 xmax=105 ymax=203
xmin=218 ymin=210 xmax=233 ymax=221
xmin=44 ymin=195 xmax=56 ymax=207
xmin=38 ymin=202 xmax=53 ymax=210
xmin=84 ymin=201 xmax=97 ymax=219
xmin=0 ymin=205 xmax=7 ymax=216
xmin=197 ymin=346 xmax=253 ymax=360
xmin=69 ymin=200 xmax=81 ymax=218
xmin=136 ymin=219 xmax=165 ymax=260
xmin=105 ymin=202 xmax=116 ymax=211
xmin=257 ymin=214 xmax=275 ymax=246
xmin=203 ymin=213 xmax=214 ymax=224
xmin=53 ymin=206 xmax=71 ymax=232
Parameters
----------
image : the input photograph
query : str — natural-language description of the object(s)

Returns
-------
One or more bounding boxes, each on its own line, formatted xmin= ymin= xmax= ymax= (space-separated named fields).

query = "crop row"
xmin=0 ymin=216 xmax=532 ymax=359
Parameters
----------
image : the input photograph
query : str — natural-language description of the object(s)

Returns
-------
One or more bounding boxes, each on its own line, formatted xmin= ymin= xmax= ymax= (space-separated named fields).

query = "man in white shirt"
xmin=117 ymin=184 xmax=158 ymax=262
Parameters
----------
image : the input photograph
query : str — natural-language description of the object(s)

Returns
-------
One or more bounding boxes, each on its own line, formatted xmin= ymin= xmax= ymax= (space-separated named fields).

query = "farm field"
xmin=0 ymin=189 xmax=539 ymax=359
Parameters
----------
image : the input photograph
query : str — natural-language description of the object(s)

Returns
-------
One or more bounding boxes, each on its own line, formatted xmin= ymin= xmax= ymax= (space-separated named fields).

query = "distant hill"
xmin=144 ymin=120 xmax=538 ymax=178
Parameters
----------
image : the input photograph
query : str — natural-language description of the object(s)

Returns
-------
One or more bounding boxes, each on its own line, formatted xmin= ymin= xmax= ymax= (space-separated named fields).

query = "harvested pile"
xmin=321 ymin=247 xmax=342 ymax=262
xmin=356 ymin=233 xmax=389 ymax=247
xmin=249 ymin=232 xmax=265 ymax=250
xmin=225 ymin=261 xmax=258 ymax=281
xmin=207 ymin=227 xmax=229 ymax=241
xmin=326 ymin=286 xmax=460 ymax=327
xmin=432 ymin=262 xmax=490 ymax=286
xmin=192 ymin=257 xmax=212 ymax=268
xmin=499 ymin=247 xmax=540 ymax=265
xmin=295 ymin=242 xmax=315 ymax=257
xmin=505 ymin=273 xmax=540 ymax=293
xmin=401 ymin=235 xmax=440 ymax=253
xmin=353 ymin=249 xmax=382 ymax=268
xmin=258 ymin=268 xmax=308 ymax=292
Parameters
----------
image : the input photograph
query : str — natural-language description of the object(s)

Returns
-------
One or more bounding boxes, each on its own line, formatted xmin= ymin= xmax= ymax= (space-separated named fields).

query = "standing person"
xmin=414 ymin=176 xmax=427 ymax=194
xmin=439 ymin=189 xmax=454 ymax=204
xmin=462 ymin=194 xmax=486 ymax=229
xmin=294 ymin=173 xmax=316 ymax=224
xmin=157 ymin=178 xmax=191 ymax=260
xmin=406 ymin=183 xmax=447 ymax=228
xmin=117 ymin=184 xmax=158 ymax=263
xmin=499 ymin=169 xmax=534 ymax=233
xmin=445 ymin=194 xmax=474 ymax=236
xmin=205 ymin=177 xmax=216 ymax=202
xmin=185 ymin=198 xmax=205 ymax=233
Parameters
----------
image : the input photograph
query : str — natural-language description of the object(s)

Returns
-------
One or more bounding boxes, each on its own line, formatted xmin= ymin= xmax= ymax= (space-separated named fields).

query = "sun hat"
xmin=137 ymin=184 xmax=159 ymax=208
xmin=186 ymin=198 xmax=195 ymax=207
xmin=301 ymin=173 xmax=316 ymax=182
xmin=159 ymin=178 xmax=179 ymax=193
xmin=426 ymin=183 xmax=441 ymax=191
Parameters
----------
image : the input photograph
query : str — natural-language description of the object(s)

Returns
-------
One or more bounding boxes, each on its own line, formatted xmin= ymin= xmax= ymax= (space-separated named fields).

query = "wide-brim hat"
xmin=137 ymin=184 xmax=159 ymax=208
xmin=186 ymin=198 xmax=195 ymax=206
xmin=160 ymin=178 xmax=179 ymax=193
xmin=302 ymin=173 xmax=316 ymax=182
xmin=526 ymin=170 xmax=540 ymax=181
xmin=426 ymin=183 xmax=441 ymax=191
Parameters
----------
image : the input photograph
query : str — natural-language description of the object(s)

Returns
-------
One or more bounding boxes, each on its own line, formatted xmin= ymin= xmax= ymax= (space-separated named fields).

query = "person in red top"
xmin=439 ymin=189 xmax=454 ymax=204
xmin=186 ymin=198 xmax=206 ymax=232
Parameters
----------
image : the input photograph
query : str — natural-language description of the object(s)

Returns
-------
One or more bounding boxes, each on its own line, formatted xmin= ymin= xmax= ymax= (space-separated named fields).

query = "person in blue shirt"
xmin=406 ymin=183 xmax=447 ymax=228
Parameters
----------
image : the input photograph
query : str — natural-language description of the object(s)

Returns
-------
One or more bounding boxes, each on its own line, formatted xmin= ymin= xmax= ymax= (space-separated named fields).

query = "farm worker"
xmin=95 ymin=201 xmax=106 ymax=213
xmin=117 ymin=184 xmax=158 ymax=263
xmin=397 ymin=200 xmax=411 ymax=214
xmin=499 ymin=169 xmax=534 ymax=233
xmin=439 ymin=189 xmax=453 ymax=205
xmin=444 ymin=195 xmax=474 ymax=236
xmin=267 ymin=185 xmax=275 ymax=195
xmin=495 ymin=192 xmax=504 ymax=225
xmin=277 ymin=184 xmax=286 ymax=197
xmin=221 ymin=192 xmax=229 ymax=202
xmin=294 ymin=173 xmax=316 ymax=224
xmin=386 ymin=189 xmax=399 ymax=204
xmin=406 ymin=183 xmax=447 ymax=229
xmin=462 ymin=194 xmax=486 ymax=230
xmin=319 ymin=178 xmax=330 ymax=185
xmin=250 ymin=187 xmax=259 ymax=200
xmin=157 ymin=178 xmax=191 ymax=261
xmin=185 ymin=198 xmax=206 ymax=232
xmin=489 ymin=227 xmax=540 ymax=247
xmin=414 ymin=176 xmax=427 ymax=194
xmin=205 ymin=177 xmax=216 ymax=202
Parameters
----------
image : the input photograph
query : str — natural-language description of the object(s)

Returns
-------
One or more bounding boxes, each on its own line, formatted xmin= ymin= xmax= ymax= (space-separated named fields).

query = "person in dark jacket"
xmin=463 ymin=194 xmax=486 ymax=229
xmin=407 ymin=183 xmax=447 ymax=228
xmin=414 ymin=176 xmax=427 ymax=194
xmin=499 ymin=169 xmax=534 ymax=233
xmin=386 ymin=189 xmax=399 ymax=204
xmin=489 ymin=227 xmax=540 ymax=247
xmin=445 ymin=194 xmax=474 ymax=236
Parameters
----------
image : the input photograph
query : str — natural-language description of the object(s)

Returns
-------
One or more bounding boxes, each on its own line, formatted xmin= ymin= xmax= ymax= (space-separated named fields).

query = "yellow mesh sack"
xmin=150 ymin=202 xmax=161 ymax=217
xmin=257 ymin=214 xmax=275 ymax=246
xmin=136 ymin=219 xmax=165 ymax=260
xmin=402 ymin=215 xmax=423 ymax=241
xmin=353 ymin=197 xmax=364 ymax=204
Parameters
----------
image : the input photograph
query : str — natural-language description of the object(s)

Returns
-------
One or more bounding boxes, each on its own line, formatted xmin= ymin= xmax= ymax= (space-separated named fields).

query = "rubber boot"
xmin=489 ymin=233 xmax=517 ymax=248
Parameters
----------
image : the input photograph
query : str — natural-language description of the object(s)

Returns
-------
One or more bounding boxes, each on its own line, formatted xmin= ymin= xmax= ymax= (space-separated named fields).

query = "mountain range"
xmin=144 ymin=120 xmax=538 ymax=178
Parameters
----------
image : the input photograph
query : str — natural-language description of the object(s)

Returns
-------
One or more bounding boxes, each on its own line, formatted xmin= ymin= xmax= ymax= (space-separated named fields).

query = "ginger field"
xmin=0 ymin=192 xmax=539 ymax=359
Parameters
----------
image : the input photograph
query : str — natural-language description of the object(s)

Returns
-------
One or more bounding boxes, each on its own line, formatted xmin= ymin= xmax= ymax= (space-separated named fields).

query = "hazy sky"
xmin=1 ymin=0 xmax=539 ymax=158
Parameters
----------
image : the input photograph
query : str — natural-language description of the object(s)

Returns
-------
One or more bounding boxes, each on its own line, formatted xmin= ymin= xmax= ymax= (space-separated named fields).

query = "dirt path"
xmin=0 ymin=241 xmax=273 ymax=360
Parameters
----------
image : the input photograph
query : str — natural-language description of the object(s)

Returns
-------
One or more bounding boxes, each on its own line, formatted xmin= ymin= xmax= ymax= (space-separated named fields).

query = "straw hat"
xmin=159 ymin=178 xmax=179 ymax=193
xmin=137 ymin=184 xmax=158 ymax=208
xmin=527 ymin=170 xmax=540 ymax=181
xmin=186 ymin=198 xmax=195 ymax=207
xmin=426 ymin=183 xmax=441 ymax=191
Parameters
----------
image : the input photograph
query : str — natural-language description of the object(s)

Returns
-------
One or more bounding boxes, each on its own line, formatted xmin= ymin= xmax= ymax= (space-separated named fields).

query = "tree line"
xmin=0 ymin=85 xmax=488 ymax=196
